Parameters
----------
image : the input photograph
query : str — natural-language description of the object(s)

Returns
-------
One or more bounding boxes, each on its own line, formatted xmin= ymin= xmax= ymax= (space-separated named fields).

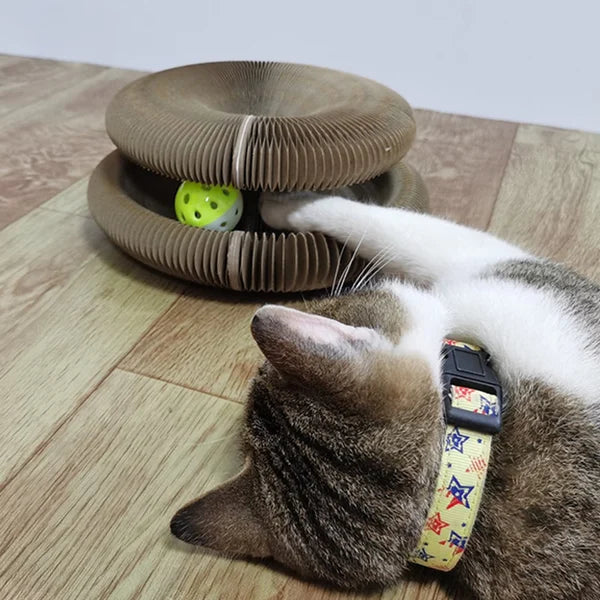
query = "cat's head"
xmin=171 ymin=287 xmax=444 ymax=588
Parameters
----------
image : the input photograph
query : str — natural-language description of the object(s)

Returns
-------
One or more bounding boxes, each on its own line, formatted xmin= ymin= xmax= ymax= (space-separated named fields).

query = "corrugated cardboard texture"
xmin=88 ymin=151 xmax=428 ymax=292
xmin=105 ymin=61 xmax=416 ymax=191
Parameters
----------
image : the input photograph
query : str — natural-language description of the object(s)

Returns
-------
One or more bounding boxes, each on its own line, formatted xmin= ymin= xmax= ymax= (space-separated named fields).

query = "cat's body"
xmin=171 ymin=195 xmax=600 ymax=599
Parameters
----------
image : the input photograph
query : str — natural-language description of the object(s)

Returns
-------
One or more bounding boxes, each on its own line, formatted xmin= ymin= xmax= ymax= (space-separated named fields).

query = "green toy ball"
xmin=174 ymin=182 xmax=243 ymax=231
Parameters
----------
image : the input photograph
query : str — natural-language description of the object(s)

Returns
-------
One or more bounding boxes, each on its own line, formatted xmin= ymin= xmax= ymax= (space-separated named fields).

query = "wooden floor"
xmin=1 ymin=54 xmax=600 ymax=600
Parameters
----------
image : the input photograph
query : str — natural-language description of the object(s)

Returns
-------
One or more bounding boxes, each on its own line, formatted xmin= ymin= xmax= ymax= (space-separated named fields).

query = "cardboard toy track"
xmin=88 ymin=61 xmax=428 ymax=292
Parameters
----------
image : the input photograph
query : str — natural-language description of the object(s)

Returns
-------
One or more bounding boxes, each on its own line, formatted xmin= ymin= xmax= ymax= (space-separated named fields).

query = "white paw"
xmin=259 ymin=191 xmax=325 ymax=232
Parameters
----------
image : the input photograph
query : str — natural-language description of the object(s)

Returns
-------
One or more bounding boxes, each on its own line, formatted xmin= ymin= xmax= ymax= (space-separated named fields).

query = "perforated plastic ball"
xmin=174 ymin=182 xmax=243 ymax=231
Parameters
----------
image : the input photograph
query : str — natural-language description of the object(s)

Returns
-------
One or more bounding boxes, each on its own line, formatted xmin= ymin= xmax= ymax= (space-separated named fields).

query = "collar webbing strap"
xmin=408 ymin=340 xmax=502 ymax=572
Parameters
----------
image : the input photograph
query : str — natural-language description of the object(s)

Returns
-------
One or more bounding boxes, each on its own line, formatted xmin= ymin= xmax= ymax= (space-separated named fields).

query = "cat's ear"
xmin=170 ymin=463 xmax=270 ymax=558
xmin=250 ymin=305 xmax=377 ymax=387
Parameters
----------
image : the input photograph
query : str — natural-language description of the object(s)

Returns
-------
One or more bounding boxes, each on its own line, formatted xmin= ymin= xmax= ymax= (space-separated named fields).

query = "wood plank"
xmin=120 ymin=288 xmax=268 ymax=403
xmin=409 ymin=110 xmax=517 ymax=229
xmin=0 ymin=56 xmax=105 ymax=118
xmin=0 ymin=371 xmax=245 ymax=600
xmin=41 ymin=176 xmax=92 ymax=218
xmin=0 ymin=55 xmax=23 ymax=68
xmin=0 ymin=196 xmax=99 ymax=346
xmin=0 ymin=66 xmax=142 ymax=228
xmin=0 ymin=370 xmax=456 ymax=600
xmin=489 ymin=124 xmax=600 ymax=278
xmin=0 ymin=208 xmax=183 ymax=483
xmin=511 ymin=124 xmax=600 ymax=153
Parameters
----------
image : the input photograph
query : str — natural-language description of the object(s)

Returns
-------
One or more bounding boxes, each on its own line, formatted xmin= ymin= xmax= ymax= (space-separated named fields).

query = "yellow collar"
xmin=409 ymin=340 xmax=503 ymax=572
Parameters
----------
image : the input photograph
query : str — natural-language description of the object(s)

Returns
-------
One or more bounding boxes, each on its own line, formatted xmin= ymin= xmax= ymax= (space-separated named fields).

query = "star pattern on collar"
xmin=448 ymin=530 xmax=469 ymax=556
xmin=478 ymin=393 xmax=499 ymax=416
xmin=446 ymin=475 xmax=474 ymax=510
xmin=445 ymin=426 xmax=470 ymax=453
xmin=425 ymin=512 xmax=450 ymax=536
xmin=415 ymin=547 xmax=435 ymax=562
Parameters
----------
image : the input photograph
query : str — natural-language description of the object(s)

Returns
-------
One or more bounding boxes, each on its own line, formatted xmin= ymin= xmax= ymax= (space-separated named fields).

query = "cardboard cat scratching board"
xmin=88 ymin=61 xmax=428 ymax=292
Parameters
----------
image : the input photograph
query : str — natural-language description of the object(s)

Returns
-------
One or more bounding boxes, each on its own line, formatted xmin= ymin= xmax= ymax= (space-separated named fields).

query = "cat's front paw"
xmin=259 ymin=191 xmax=323 ymax=232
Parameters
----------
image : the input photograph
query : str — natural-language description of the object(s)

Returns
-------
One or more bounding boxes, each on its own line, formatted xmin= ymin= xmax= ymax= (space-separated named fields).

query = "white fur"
xmin=260 ymin=194 xmax=529 ymax=284
xmin=384 ymin=283 xmax=448 ymax=388
xmin=385 ymin=279 xmax=600 ymax=404
xmin=260 ymin=193 xmax=600 ymax=405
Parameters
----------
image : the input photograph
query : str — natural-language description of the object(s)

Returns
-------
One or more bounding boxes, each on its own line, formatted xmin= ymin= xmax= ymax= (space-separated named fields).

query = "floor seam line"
xmin=484 ymin=123 xmax=519 ymax=232
xmin=116 ymin=366 xmax=244 ymax=406
xmin=0 ymin=363 xmax=119 ymax=494
xmin=38 ymin=206 xmax=92 ymax=219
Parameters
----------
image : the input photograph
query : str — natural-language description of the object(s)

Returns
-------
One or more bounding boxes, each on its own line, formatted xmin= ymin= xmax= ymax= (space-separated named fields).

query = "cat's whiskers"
xmin=349 ymin=247 xmax=385 ymax=292
xmin=355 ymin=247 xmax=399 ymax=291
xmin=334 ymin=232 xmax=365 ymax=297
xmin=300 ymin=293 xmax=309 ymax=311
xmin=349 ymin=246 xmax=394 ymax=293
xmin=349 ymin=244 xmax=396 ymax=293
xmin=347 ymin=250 xmax=385 ymax=294
xmin=357 ymin=252 xmax=398 ymax=290
xmin=330 ymin=233 xmax=352 ymax=297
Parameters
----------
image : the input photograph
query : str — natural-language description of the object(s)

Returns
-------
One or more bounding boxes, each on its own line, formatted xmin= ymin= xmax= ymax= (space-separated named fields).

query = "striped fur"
xmin=171 ymin=197 xmax=600 ymax=598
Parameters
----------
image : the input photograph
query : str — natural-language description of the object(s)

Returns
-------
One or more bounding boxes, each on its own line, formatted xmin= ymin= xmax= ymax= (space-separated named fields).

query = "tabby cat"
xmin=171 ymin=193 xmax=600 ymax=599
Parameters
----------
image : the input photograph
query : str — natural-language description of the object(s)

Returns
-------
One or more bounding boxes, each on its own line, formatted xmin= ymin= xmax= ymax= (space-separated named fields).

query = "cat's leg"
xmin=260 ymin=193 xmax=529 ymax=285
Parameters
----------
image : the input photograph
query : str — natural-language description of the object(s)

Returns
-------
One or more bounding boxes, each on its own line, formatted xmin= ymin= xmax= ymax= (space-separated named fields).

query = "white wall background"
xmin=1 ymin=0 xmax=599 ymax=132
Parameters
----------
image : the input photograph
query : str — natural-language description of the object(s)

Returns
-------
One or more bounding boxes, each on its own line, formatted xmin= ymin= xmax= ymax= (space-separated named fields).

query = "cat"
xmin=170 ymin=192 xmax=600 ymax=599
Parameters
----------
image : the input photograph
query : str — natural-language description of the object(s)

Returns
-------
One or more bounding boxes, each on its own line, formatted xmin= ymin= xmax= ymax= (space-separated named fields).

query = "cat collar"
xmin=409 ymin=339 xmax=503 ymax=572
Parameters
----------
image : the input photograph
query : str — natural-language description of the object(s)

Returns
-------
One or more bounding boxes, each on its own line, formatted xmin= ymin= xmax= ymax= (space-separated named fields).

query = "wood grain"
xmin=409 ymin=110 xmax=517 ymax=229
xmin=489 ymin=124 xmax=600 ymax=278
xmin=0 ymin=196 xmax=99 ymax=346
xmin=0 ymin=370 xmax=460 ymax=600
xmin=120 ymin=288 xmax=270 ymax=402
xmin=0 ymin=55 xmax=104 ymax=118
xmin=0 ymin=370 xmax=244 ymax=600
xmin=7 ymin=53 xmax=600 ymax=600
xmin=0 ymin=66 xmax=142 ymax=228
xmin=41 ymin=176 xmax=92 ymax=218
xmin=0 ymin=206 xmax=182 ymax=483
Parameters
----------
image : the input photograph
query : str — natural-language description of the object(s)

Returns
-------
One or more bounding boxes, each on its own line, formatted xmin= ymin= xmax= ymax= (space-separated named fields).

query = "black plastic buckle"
xmin=442 ymin=342 xmax=503 ymax=434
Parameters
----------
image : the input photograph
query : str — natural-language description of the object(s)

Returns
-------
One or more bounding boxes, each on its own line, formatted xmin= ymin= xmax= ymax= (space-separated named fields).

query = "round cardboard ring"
xmin=88 ymin=151 xmax=428 ymax=293
xmin=106 ymin=61 xmax=416 ymax=191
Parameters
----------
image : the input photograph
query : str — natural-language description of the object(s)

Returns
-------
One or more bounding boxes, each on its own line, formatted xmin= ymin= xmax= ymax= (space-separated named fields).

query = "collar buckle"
xmin=442 ymin=342 xmax=503 ymax=434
